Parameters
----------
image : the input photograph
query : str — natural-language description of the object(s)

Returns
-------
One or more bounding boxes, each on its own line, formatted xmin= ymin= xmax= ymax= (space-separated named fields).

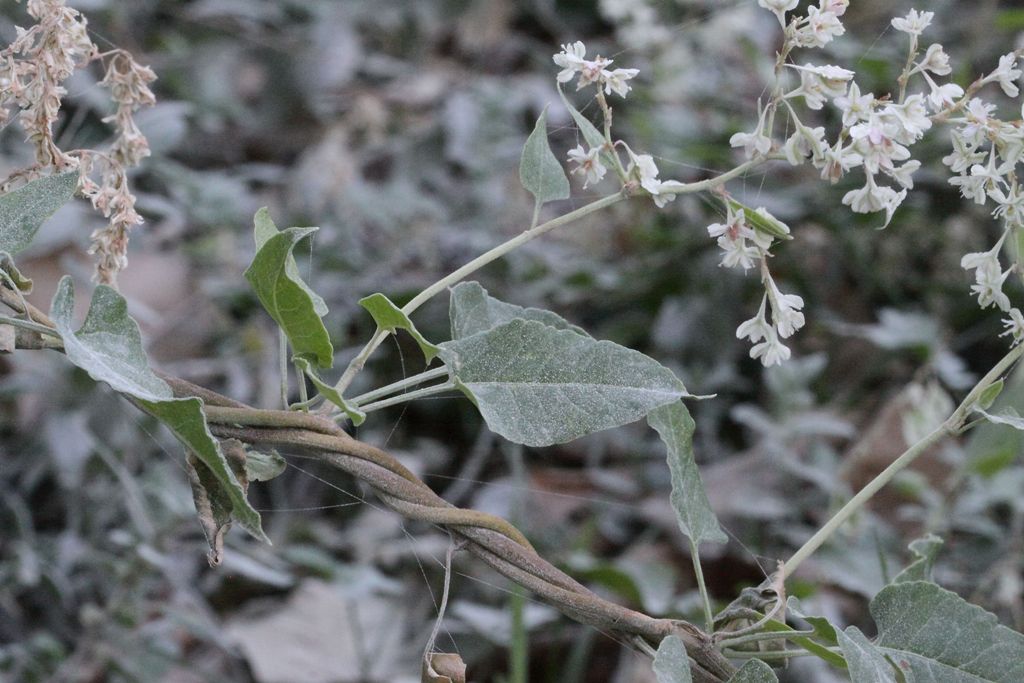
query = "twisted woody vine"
xmin=2 ymin=0 xmax=1024 ymax=681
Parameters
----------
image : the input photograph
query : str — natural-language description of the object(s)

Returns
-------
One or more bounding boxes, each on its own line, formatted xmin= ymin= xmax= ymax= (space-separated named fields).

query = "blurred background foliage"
xmin=1 ymin=1 xmax=1022 ymax=681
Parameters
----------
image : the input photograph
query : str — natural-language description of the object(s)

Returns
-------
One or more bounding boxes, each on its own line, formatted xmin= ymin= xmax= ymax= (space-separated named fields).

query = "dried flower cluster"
xmin=0 ymin=0 xmax=156 ymax=284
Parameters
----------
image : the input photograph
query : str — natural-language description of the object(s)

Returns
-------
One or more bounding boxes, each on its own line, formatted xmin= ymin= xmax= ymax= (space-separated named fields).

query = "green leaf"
xmin=837 ymin=626 xmax=898 ymax=683
xmin=440 ymin=318 xmax=689 ymax=447
xmin=448 ymin=281 xmax=587 ymax=340
xmin=976 ymin=379 xmax=1005 ymax=412
xmin=50 ymin=276 xmax=268 ymax=544
xmin=974 ymin=406 xmax=1024 ymax=431
xmin=520 ymin=107 xmax=570 ymax=206
xmin=725 ymin=198 xmax=793 ymax=241
xmin=359 ymin=292 xmax=440 ymax=363
xmin=0 ymin=172 xmax=78 ymax=255
xmin=652 ymin=635 xmax=692 ymax=683
xmin=760 ymin=618 xmax=846 ymax=669
xmin=253 ymin=207 xmax=327 ymax=316
xmin=726 ymin=659 xmax=778 ymax=683
xmin=872 ymin=581 xmax=1024 ymax=682
xmin=244 ymin=447 xmax=286 ymax=482
xmin=647 ymin=401 xmax=726 ymax=546
xmin=892 ymin=534 xmax=943 ymax=584
xmin=0 ymin=252 xmax=32 ymax=292
xmin=244 ymin=212 xmax=333 ymax=367
xmin=293 ymin=356 xmax=366 ymax=425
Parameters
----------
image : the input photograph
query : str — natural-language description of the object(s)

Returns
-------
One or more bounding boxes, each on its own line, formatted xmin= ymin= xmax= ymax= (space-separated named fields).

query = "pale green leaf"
xmin=557 ymin=84 xmax=606 ymax=153
xmin=975 ymin=379 xmax=1004 ymax=412
xmin=440 ymin=318 xmax=688 ymax=447
xmin=974 ymin=406 xmax=1024 ymax=431
xmin=652 ymin=635 xmax=692 ymax=683
xmin=359 ymin=292 xmax=440 ymax=363
xmin=872 ymin=581 xmax=1024 ymax=682
xmin=0 ymin=252 xmax=32 ymax=292
xmin=244 ymin=217 xmax=333 ymax=367
xmin=725 ymin=198 xmax=793 ymax=241
xmin=252 ymin=207 xmax=328 ymax=316
xmin=892 ymin=534 xmax=943 ymax=584
xmin=244 ymin=447 xmax=286 ymax=482
xmin=647 ymin=401 xmax=726 ymax=546
xmin=520 ymin=107 xmax=570 ymax=206
xmin=448 ymin=281 xmax=586 ymax=340
xmin=0 ymin=172 xmax=78 ymax=255
xmin=293 ymin=356 xmax=366 ymax=425
xmin=836 ymin=626 xmax=898 ymax=683
xmin=726 ymin=659 xmax=778 ymax=683
xmin=50 ymin=276 xmax=268 ymax=543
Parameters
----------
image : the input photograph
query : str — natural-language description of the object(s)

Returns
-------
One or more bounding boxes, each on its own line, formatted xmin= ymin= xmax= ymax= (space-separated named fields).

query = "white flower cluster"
xmin=942 ymin=57 xmax=1024 ymax=343
xmin=553 ymin=41 xmax=639 ymax=98
xmin=553 ymin=41 xmax=685 ymax=209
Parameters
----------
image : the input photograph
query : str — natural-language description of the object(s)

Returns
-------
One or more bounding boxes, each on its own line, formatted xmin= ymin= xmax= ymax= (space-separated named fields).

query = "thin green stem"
xmin=359 ymin=381 xmax=457 ymax=414
xmin=350 ymin=366 xmax=450 ymax=406
xmin=715 ymin=629 xmax=813 ymax=652
xmin=689 ymin=538 xmax=714 ymax=634
xmin=783 ymin=341 xmax=1024 ymax=579
xmin=722 ymin=648 xmax=824 ymax=660
xmin=293 ymin=360 xmax=309 ymax=409
xmin=0 ymin=314 xmax=62 ymax=338
xmin=509 ymin=587 xmax=528 ymax=683
xmin=278 ymin=328 xmax=289 ymax=410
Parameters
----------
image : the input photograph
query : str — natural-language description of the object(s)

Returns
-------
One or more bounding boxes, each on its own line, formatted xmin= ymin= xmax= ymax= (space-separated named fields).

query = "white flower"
xmin=878 ymin=187 xmax=908 ymax=229
xmin=988 ymin=52 xmax=1022 ymax=98
xmin=833 ymin=81 xmax=874 ymax=127
xmin=783 ymin=125 xmax=826 ymax=166
xmin=942 ymin=132 xmax=985 ymax=173
xmin=766 ymin=278 xmax=805 ymax=338
xmin=602 ymin=67 xmax=639 ymax=97
xmin=883 ymin=95 xmax=932 ymax=143
xmin=957 ymin=98 xmax=996 ymax=146
xmin=751 ymin=207 xmax=789 ymax=247
xmin=627 ymin=151 xmax=682 ymax=207
xmin=818 ymin=140 xmax=863 ymax=183
xmin=788 ymin=63 xmax=855 ymax=110
xmin=730 ymin=101 xmax=772 ymax=158
xmin=971 ymin=259 xmax=1013 ymax=311
xmin=1001 ymin=308 xmax=1024 ymax=345
xmin=914 ymin=44 xmax=952 ymax=76
xmin=842 ymin=175 xmax=890 ymax=213
xmin=886 ymin=160 xmax=920 ymax=189
xmin=717 ymin=234 xmax=760 ymax=270
xmin=707 ymin=205 xmax=746 ymax=239
xmin=567 ymin=145 xmax=607 ymax=188
xmin=736 ymin=295 xmax=772 ymax=343
xmin=849 ymin=116 xmax=910 ymax=174
xmin=758 ymin=0 xmax=798 ymax=27
xmin=819 ymin=0 xmax=848 ymax=16
xmin=923 ymin=73 xmax=964 ymax=111
xmin=793 ymin=6 xmax=845 ymax=48
xmin=891 ymin=9 xmax=934 ymax=36
xmin=553 ymin=42 xmax=587 ymax=83
xmin=750 ymin=329 xmax=791 ymax=367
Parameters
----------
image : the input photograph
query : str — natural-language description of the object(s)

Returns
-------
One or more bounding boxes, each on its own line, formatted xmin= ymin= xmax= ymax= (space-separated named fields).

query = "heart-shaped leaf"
xmin=449 ymin=281 xmax=586 ymax=340
xmin=0 ymin=172 xmax=78 ymax=255
xmin=51 ymin=277 xmax=268 ymax=545
xmin=245 ymin=209 xmax=333 ymax=367
xmin=440 ymin=318 xmax=688 ymax=447
xmin=652 ymin=635 xmax=691 ymax=683
xmin=520 ymin=107 xmax=570 ymax=207
xmin=837 ymin=626 xmax=898 ymax=683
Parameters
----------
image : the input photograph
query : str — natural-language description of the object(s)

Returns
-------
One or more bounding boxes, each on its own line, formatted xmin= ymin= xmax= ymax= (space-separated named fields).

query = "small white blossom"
xmin=986 ymin=52 xmax=1023 ymax=98
xmin=783 ymin=125 xmax=827 ymax=166
xmin=842 ymin=175 xmax=895 ymax=214
xmin=567 ymin=145 xmax=607 ymax=188
xmin=886 ymin=160 xmax=921 ymax=189
xmin=627 ymin=150 xmax=683 ymax=207
xmin=923 ymin=73 xmax=964 ymax=112
xmin=766 ymin=277 xmax=805 ymax=338
xmin=718 ymin=235 xmax=761 ymax=270
xmin=792 ymin=6 xmax=845 ymax=48
xmin=1001 ymin=308 xmax=1024 ymax=345
xmin=553 ymin=42 xmax=587 ymax=83
xmin=972 ymin=259 xmax=1013 ymax=311
xmin=758 ymin=0 xmax=798 ymax=27
xmin=891 ymin=9 xmax=934 ymax=36
xmin=819 ymin=0 xmax=848 ymax=16
xmin=602 ymin=67 xmax=639 ymax=97
xmin=942 ymin=131 xmax=985 ymax=173
xmin=914 ymin=44 xmax=952 ymax=76
xmin=750 ymin=329 xmax=792 ymax=367
xmin=736 ymin=295 xmax=772 ymax=343
xmin=730 ymin=102 xmax=772 ymax=159
xmin=833 ymin=81 xmax=874 ymax=127
xmin=552 ymin=41 xmax=638 ymax=97
xmin=818 ymin=140 xmax=863 ymax=183
xmin=788 ymin=63 xmax=855 ymax=110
